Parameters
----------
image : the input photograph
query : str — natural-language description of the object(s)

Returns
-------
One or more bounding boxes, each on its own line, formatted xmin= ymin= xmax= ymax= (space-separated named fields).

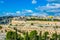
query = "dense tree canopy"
xmin=6 ymin=30 xmax=60 ymax=40
xmin=6 ymin=31 xmax=23 ymax=40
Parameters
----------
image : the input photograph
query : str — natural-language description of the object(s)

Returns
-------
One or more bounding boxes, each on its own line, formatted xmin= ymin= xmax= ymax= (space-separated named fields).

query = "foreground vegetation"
xmin=6 ymin=30 xmax=60 ymax=40
xmin=26 ymin=18 xmax=60 ymax=21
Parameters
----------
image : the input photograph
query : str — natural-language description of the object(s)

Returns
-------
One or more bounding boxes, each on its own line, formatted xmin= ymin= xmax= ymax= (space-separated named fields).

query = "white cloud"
xmin=55 ymin=13 xmax=60 ymax=16
xmin=47 ymin=0 xmax=55 ymax=2
xmin=46 ymin=3 xmax=60 ymax=8
xmin=46 ymin=9 xmax=60 ymax=13
xmin=46 ymin=3 xmax=60 ymax=13
xmin=6 ymin=12 xmax=15 ymax=16
xmin=32 ymin=12 xmax=48 ymax=17
xmin=47 ymin=0 xmax=60 ymax=3
xmin=32 ymin=0 xmax=37 ymax=4
xmin=22 ymin=9 xmax=33 ymax=13
xmin=16 ymin=11 xmax=20 ymax=14
xmin=35 ymin=3 xmax=60 ymax=16
xmin=25 ymin=10 xmax=33 ymax=13
xmin=36 ymin=3 xmax=60 ymax=10
xmin=0 ymin=1 xmax=4 ymax=4
xmin=36 ymin=3 xmax=60 ymax=13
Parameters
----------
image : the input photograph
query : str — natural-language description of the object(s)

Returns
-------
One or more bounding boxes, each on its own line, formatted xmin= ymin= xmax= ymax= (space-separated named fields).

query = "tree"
xmin=6 ymin=31 xmax=23 ymax=40
xmin=58 ymin=34 xmax=60 ymax=40
xmin=1 ymin=30 xmax=3 ymax=33
xmin=24 ymin=32 xmax=29 ymax=40
xmin=0 ymin=26 xmax=2 ymax=30
xmin=39 ymin=31 xmax=42 ymax=40
xmin=6 ymin=31 xmax=16 ymax=40
xmin=53 ymin=23 xmax=58 ymax=40
xmin=52 ymin=33 xmax=57 ymax=40
xmin=5 ymin=29 xmax=7 ymax=32
xmin=10 ymin=24 xmax=12 ymax=26
xmin=17 ymin=34 xmax=23 ymax=40
xmin=43 ymin=31 xmax=49 ymax=40
xmin=31 ymin=23 xmax=34 ymax=25
xmin=29 ymin=30 xmax=37 ymax=40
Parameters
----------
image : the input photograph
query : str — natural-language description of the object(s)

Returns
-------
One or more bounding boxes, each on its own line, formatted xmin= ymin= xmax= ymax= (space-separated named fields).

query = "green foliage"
xmin=31 ymin=23 xmax=34 ymax=25
xmin=1 ymin=30 xmax=3 ymax=33
xmin=58 ymin=34 xmax=60 ymax=40
xmin=24 ymin=32 xmax=29 ymax=40
xmin=26 ymin=18 xmax=60 ymax=21
xmin=5 ymin=30 xmax=7 ymax=32
xmin=6 ymin=30 xmax=60 ymax=40
xmin=42 ymin=31 xmax=49 ymax=40
xmin=52 ymin=33 xmax=57 ymax=40
xmin=10 ymin=24 xmax=12 ymax=26
xmin=29 ymin=30 xmax=37 ymax=40
xmin=17 ymin=34 xmax=23 ymax=40
xmin=39 ymin=31 xmax=42 ymax=40
xmin=6 ymin=31 xmax=23 ymax=40
xmin=6 ymin=31 xmax=16 ymax=40
xmin=0 ymin=26 xmax=2 ymax=29
xmin=39 ymin=25 xmax=43 ymax=27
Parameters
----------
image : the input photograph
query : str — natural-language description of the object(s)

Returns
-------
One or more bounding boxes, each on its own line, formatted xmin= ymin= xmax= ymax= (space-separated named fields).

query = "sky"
xmin=0 ymin=0 xmax=60 ymax=16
